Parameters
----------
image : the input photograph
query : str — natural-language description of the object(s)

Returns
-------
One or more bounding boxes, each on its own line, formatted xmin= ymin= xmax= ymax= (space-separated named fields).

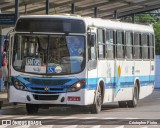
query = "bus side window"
xmin=149 ymin=34 xmax=154 ymax=59
xmin=88 ymin=33 xmax=97 ymax=70
xmin=134 ymin=33 xmax=141 ymax=59
xmin=106 ymin=30 xmax=114 ymax=59
xmin=88 ymin=33 xmax=96 ymax=60
xmin=116 ymin=31 xmax=124 ymax=59
xmin=97 ymin=29 xmax=105 ymax=59
xmin=141 ymin=33 xmax=149 ymax=59
xmin=125 ymin=31 xmax=133 ymax=59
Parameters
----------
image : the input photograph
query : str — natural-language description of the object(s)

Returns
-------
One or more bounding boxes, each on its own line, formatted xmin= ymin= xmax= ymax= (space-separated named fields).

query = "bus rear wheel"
xmin=127 ymin=85 xmax=139 ymax=108
xmin=26 ymin=104 xmax=39 ymax=114
xmin=91 ymin=86 xmax=102 ymax=114
xmin=118 ymin=101 xmax=127 ymax=108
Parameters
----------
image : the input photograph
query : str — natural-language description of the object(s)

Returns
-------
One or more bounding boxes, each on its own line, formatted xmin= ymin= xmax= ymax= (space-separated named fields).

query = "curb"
xmin=0 ymin=99 xmax=16 ymax=110
xmin=0 ymin=98 xmax=12 ymax=108
xmin=0 ymin=92 xmax=12 ymax=109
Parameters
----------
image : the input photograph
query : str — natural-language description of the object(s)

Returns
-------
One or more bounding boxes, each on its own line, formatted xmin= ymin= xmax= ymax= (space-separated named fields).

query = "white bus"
xmin=7 ymin=15 xmax=155 ymax=114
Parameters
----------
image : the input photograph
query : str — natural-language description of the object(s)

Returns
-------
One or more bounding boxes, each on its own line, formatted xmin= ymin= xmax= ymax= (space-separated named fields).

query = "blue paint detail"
xmin=87 ymin=78 xmax=98 ymax=90
xmin=120 ymin=82 xmax=134 ymax=86
xmin=115 ymin=67 xmax=121 ymax=96
xmin=48 ymin=66 xmax=55 ymax=73
xmin=11 ymin=76 xmax=86 ymax=93
xmin=10 ymin=75 xmax=155 ymax=94
xmin=105 ymin=82 xmax=116 ymax=89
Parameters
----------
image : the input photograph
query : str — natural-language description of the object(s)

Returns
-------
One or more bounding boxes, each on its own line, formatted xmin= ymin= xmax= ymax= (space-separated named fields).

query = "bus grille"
xmin=24 ymin=77 xmax=72 ymax=93
xmin=30 ymin=87 xmax=64 ymax=91
xmin=24 ymin=78 xmax=70 ymax=86
xmin=33 ymin=94 xmax=59 ymax=100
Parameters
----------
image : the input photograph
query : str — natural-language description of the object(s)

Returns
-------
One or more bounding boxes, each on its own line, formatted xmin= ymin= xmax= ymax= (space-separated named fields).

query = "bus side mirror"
xmin=88 ymin=34 xmax=95 ymax=47
xmin=4 ymin=39 xmax=9 ymax=52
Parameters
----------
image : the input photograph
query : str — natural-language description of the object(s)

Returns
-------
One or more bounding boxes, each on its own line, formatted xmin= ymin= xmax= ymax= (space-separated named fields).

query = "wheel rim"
xmin=96 ymin=87 xmax=102 ymax=109
xmin=134 ymin=88 xmax=138 ymax=105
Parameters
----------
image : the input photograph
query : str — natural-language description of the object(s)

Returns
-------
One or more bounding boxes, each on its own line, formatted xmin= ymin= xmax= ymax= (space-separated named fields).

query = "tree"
xmin=121 ymin=12 xmax=160 ymax=55
xmin=153 ymin=21 xmax=160 ymax=55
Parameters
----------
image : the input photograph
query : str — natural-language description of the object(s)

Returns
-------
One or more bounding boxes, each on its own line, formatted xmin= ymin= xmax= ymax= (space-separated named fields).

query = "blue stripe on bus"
xmin=87 ymin=76 xmax=154 ymax=92
xmin=10 ymin=75 xmax=154 ymax=93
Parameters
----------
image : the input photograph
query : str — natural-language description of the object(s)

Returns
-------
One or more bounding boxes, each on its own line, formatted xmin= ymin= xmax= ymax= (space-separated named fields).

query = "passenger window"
xmin=97 ymin=29 xmax=105 ymax=59
xmin=116 ymin=31 xmax=124 ymax=58
xmin=141 ymin=34 xmax=149 ymax=59
xmin=126 ymin=32 xmax=133 ymax=59
xmin=106 ymin=30 xmax=114 ymax=59
xmin=149 ymin=34 xmax=154 ymax=59
xmin=88 ymin=33 xmax=96 ymax=60
xmin=134 ymin=33 xmax=141 ymax=59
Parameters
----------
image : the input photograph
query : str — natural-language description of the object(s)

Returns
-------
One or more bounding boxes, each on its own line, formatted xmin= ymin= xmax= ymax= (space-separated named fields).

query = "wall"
xmin=155 ymin=55 xmax=160 ymax=89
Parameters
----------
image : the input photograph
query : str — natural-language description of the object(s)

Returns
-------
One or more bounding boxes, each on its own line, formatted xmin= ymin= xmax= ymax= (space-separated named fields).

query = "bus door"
xmin=105 ymin=29 xmax=115 ymax=102
xmin=87 ymin=27 xmax=98 ymax=103
xmin=114 ymin=31 xmax=135 ymax=101
xmin=114 ymin=30 xmax=126 ymax=101
xmin=6 ymin=33 xmax=14 ymax=100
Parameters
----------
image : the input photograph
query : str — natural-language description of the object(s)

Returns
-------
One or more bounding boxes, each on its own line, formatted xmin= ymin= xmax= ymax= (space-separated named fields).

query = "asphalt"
xmin=0 ymin=88 xmax=160 ymax=109
xmin=0 ymin=90 xmax=9 ymax=109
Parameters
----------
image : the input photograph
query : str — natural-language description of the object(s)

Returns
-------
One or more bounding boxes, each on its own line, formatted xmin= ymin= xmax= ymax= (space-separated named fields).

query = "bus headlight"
xmin=67 ymin=80 xmax=85 ymax=92
xmin=11 ymin=77 xmax=27 ymax=91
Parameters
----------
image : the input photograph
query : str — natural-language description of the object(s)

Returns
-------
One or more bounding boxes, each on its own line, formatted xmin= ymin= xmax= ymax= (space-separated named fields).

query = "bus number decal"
xmin=26 ymin=58 xmax=41 ymax=66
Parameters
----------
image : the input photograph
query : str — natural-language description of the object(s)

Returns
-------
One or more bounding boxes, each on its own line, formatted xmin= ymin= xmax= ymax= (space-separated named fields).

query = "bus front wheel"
xmin=26 ymin=104 xmax=39 ymax=114
xmin=91 ymin=86 xmax=102 ymax=114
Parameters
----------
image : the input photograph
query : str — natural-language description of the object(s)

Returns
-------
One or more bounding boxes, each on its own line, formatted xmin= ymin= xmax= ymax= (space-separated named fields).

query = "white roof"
xmin=17 ymin=14 xmax=154 ymax=33
xmin=84 ymin=17 xmax=154 ymax=33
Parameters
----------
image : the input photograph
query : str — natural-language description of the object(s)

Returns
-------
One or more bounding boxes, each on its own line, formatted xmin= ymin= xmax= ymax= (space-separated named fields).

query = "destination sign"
xmin=0 ymin=14 xmax=15 ymax=25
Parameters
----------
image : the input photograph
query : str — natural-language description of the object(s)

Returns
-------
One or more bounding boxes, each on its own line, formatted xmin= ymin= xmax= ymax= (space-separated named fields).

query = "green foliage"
xmin=135 ymin=14 xmax=160 ymax=55
xmin=121 ymin=13 xmax=160 ymax=55
xmin=153 ymin=21 xmax=160 ymax=55
xmin=135 ymin=14 xmax=155 ymax=24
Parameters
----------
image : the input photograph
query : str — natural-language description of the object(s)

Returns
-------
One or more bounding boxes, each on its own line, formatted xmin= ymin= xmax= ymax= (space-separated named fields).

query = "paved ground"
xmin=0 ymin=89 xmax=160 ymax=128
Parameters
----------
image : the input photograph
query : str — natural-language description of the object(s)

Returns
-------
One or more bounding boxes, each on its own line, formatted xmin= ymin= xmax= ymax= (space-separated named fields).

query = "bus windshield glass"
xmin=13 ymin=34 xmax=85 ymax=75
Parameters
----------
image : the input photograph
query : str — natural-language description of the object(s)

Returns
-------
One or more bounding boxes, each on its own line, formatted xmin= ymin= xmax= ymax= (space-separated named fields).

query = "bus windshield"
xmin=13 ymin=34 xmax=85 ymax=75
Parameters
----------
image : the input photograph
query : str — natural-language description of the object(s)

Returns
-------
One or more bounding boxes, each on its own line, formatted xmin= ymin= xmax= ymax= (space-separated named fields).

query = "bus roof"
xmin=17 ymin=14 xmax=154 ymax=34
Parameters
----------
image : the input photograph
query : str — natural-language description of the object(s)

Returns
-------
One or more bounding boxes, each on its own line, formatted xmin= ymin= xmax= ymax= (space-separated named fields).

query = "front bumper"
xmin=9 ymin=86 xmax=86 ymax=106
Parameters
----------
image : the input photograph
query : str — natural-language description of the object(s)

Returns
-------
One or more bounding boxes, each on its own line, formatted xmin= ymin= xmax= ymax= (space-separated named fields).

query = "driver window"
xmin=88 ymin=34 xmax=96 ymax=60
xmin=87 ymin=33 xmax=97 ymax=70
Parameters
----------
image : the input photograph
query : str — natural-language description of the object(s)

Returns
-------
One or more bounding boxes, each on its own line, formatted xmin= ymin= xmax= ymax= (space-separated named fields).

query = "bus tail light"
xmin=11 ymin=77 xmax=27 ymax=91
xmin=67 ymin=80 xmax=85 ymax=92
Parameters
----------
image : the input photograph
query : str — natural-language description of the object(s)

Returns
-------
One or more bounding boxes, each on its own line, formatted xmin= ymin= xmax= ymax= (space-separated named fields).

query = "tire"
xmin=0 ymin=101 xmax=2 ymax=109
xmin=118 ymin=101 xmax=127 ymax=108
xmin=26 ymin=104 xmax=39 ymax=114
xmin=127 ymin=85 xmax=139 ymax=108
xmin=91 ymin=86 xmax=102 ymax=114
